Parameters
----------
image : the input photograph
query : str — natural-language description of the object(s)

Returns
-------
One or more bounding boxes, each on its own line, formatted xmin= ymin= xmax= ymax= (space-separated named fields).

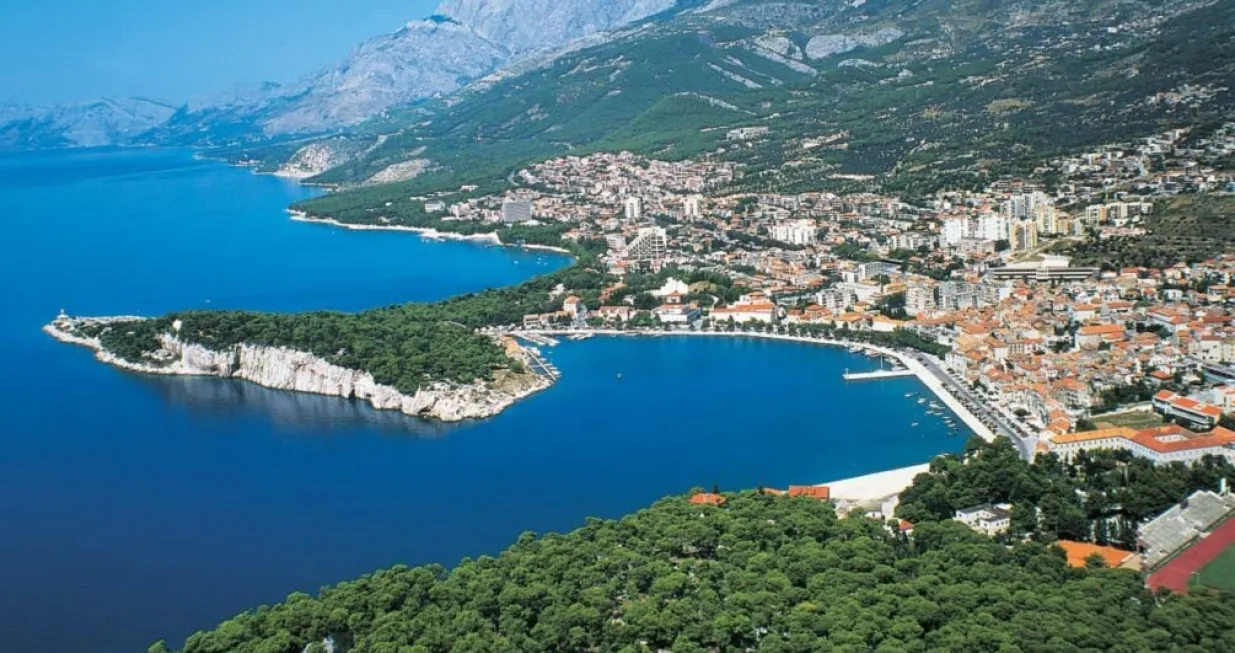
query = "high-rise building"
xmin=1011 ymin=219 xmax=1039 ymax=251
xmin=769 ymin=219 xmax=818 ymax=246
xmin=1004 ymin=191 xmax=1051 ymax=220
xmin=943 ymin=217 xmax=970 ymax=246
xmin=937 ymin=281 xmax=984 ymax=312
xmin=978 ymin=214 xmax=1010 ymax=242
xmin=624 ymin=197 xmax=644 ymax=220
xmin=683 ymin=195 xmax=702 ymax=218
xmin=502 ymin=200 xmax=533 ymax=223
xmin=625 ymin=227 xmax=667 ymax=262
xmin=816 ymin=287 xmax=854 ymax=312
xmin=905 ymin=282 xmax=937 ymax=316
xmin=1033 ymin=204 xmax=1060 ymax=235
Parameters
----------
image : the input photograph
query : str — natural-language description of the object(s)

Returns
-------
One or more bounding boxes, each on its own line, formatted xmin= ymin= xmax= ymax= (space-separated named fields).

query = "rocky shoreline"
xmin=287 ymin=210 xmax=574 ymax=254
xmin=45 ymin=316 xmax=551 ymax=423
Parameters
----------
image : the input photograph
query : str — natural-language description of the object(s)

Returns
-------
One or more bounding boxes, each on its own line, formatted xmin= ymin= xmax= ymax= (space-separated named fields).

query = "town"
xmin=402 ymin=123 xmax=1235 ymax=452
xmin=377 ymin=121 xmax=1235 ymax=583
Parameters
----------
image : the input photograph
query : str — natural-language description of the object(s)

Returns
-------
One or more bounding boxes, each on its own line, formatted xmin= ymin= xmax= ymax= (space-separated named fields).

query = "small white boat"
xmin=911 ymin=422 xmax=920 ymax=427
xmin=917 ymin=398 xmax=926 ymax=404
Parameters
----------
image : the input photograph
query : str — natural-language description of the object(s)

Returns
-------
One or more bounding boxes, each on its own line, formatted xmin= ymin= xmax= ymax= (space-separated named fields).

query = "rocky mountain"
xmin=286 ymin=0 xmax=1235 ymax=198
xmin=436 ymin=0 xmax=678 ymax=56
xmin=147 ymin=0 xmax=688 ymax=146
xmin=2 ymin=0 xmax=688 ymax=152
xmin=0 ymin=97 xmax=176 ymax=150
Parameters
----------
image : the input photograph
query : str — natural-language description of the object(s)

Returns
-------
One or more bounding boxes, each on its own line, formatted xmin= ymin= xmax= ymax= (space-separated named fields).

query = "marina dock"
xmin=842 ymin=369 xmax=916 ymax=381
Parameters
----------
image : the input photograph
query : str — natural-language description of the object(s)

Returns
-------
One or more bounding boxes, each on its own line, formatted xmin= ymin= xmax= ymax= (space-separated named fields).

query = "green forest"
xmin=154 ymin=490 xmax=1235 ymax=653
xmin=897 ymin=438 xmax=1235 ymax=549
xmin=83 ymin=246 xmax=609 ymax=393
xmin=1066 ymin=195 xmax=1235 ymax=269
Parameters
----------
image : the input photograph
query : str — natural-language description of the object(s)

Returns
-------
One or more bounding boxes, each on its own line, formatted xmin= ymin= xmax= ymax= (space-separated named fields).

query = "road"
xmin=909 ymin=353 xmax=1038 ymax=459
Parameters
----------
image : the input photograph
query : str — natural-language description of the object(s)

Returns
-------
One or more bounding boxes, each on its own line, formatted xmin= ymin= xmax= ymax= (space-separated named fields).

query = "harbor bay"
xmin=0 ymin=149 xmax=967 ymax=653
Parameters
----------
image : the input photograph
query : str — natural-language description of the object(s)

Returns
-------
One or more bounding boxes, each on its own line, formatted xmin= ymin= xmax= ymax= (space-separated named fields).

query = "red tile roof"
xmin=787 ymin=485 xmax=831 ymax=500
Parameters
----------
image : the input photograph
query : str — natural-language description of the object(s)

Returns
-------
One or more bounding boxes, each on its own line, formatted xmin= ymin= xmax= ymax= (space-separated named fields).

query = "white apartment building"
xmin=624 ymin=197 xmax=644 ymax=220
xmin=769 ymin=219 xmax=818 ymax=246
xmin=625 ymin=226 xmax=667 ymax=262
xmin=978 ymin=214 xmax=1010 ymax=242
xmin=683 ymin=195 xmax=702 ymax=218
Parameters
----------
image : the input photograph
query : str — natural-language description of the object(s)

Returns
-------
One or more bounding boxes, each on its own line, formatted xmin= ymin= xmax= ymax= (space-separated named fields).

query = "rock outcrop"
xmin=45 ymin=317 xmax=549 ymax=423
xmin=804 ymin=28 xmax=904 ymax=60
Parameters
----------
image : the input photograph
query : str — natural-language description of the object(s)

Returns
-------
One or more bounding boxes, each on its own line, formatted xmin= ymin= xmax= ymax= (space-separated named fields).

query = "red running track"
xmin=1148 ymin=516 xmax=1235 ymax=593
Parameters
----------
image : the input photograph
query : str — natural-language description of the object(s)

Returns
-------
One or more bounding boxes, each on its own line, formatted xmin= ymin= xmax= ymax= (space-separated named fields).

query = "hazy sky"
xmin=2 ymin=0 xmax=440 ymax=106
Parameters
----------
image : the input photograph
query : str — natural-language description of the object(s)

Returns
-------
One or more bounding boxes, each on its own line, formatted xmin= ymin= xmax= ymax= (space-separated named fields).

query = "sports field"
xmin=1149 ymin=517 xmax=1235 ymax=593
xmin=1092 ymin=410 xmax=1165 ymax=430
xmin=1193 ymin=544 xmax=1235 ymax=593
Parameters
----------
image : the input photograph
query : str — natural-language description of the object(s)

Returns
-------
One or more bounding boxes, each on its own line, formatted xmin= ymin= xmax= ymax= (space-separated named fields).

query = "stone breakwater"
xmin=45 ymin=317 xmax=551 ymax=423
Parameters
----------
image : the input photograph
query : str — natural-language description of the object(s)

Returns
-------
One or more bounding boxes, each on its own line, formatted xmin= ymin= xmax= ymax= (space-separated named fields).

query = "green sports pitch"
xmin=1193 ymin=545 xmax=1235 ymax=593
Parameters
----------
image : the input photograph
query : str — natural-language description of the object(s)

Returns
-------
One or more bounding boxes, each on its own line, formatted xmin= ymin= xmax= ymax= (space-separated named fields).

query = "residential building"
xmin=954 ymin=503 xmax=1013 ymax=536
xmin=1152 ymin=391 xmax=1224 ymax=429
xmin=770 ymin=219 xmax=818 ymax=246
xmin=623 ymin=197 xmax=643 ymax=220
xmin=1011 ymin=219 xmax=1039 ymax=251
xmin=905 ymin=282 xmax=937 ymax=316
xmin=625 ymin=226 xmax=667 ymax=262
xmin=683 ymin=195 xmax=703 ymax=218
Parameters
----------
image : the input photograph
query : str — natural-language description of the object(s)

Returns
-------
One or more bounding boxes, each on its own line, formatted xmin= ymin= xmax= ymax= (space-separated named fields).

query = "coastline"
xmin=44 ymin=318 xmax=552 ymax=424
xmin=516 ymin=329 xmax=991 ymax=500
xmin=287 ymin=210 xmax=574 ymax=254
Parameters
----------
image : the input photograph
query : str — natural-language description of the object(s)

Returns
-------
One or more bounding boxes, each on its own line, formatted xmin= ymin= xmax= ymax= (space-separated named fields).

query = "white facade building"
xmin=625 ymin=226 xmax=667 ymax=262
xmin=624 ymin=197 xmax=644 ymax=220
xmin=769 ymin=219 xmax=818 ymax=246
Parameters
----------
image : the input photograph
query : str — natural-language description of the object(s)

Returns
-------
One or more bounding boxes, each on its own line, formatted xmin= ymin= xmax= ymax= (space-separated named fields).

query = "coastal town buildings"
xmin=1044 ymin=425 xmax=1235 ymax=465
xmin=955 ymin=503 xmax=1013 ymax=536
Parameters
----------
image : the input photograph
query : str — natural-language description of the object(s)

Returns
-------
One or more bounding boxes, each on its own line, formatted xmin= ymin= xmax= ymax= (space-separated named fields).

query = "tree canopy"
xmin=159 ymin=491 xmax=1235 ymax=653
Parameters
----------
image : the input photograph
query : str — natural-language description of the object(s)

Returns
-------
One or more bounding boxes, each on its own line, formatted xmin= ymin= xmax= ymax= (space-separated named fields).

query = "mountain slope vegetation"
xmin=282 ymin=0 xmax=1235 ymax=212
xmin=155 ymin=492 xmax=1235 ymax=653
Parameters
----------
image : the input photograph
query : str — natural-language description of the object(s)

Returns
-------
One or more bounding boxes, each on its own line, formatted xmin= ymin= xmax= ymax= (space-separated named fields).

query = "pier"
xmin=517 ymin=333 xmax=560 ymax=347
xmin=842 ymin=369 xmax=916 ymax=381
xmin=522 ymin=346 xmax=560 ymax=380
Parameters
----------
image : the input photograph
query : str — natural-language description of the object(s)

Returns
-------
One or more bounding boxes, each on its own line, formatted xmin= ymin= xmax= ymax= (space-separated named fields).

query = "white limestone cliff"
xmin=45 ymin=318 xmax=549 ymax=423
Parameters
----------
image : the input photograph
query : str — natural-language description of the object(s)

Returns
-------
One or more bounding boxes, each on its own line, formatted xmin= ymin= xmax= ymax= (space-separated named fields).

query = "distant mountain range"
xmin=0 ymin=0 xmax=684 ymax=151
xmin=5 ymin=0 xmax=1233 ymax=203
xmin=0 ymin=97 xmax=176 ymax=150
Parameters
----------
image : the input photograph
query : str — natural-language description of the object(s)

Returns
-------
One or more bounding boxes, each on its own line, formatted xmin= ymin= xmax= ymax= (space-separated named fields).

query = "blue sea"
xmin=0 ymin=149 xmax=967 ymax=653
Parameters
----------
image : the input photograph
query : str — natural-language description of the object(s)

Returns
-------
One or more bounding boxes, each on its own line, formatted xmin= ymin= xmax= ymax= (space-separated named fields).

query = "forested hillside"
xmin=898 ymin=437 xmax=1235 ymax=548
xmin=154 ymin=492 xmax=1235 ymax=653
xmin=261 ymin=0 xmax=1235 ymax=216
xmin=81 ymin=249 xmax=607 ymax=393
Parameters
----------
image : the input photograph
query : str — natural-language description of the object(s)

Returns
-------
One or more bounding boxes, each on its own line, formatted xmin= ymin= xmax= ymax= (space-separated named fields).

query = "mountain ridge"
xmin=0 ymin=0 xmax=689 ymax=151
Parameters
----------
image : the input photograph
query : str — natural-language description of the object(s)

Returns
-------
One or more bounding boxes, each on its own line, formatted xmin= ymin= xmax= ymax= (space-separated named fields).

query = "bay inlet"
xmin=0 ymin=148 xmax=967 ymax=653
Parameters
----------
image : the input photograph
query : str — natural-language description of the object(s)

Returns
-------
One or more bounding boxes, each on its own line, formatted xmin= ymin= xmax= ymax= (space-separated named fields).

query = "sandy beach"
xmin=819 ymin=464 xmax=931 ymax=502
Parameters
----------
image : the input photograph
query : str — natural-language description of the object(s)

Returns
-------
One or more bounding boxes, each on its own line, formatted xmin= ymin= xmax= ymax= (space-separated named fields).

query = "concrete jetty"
xmin=842 ymin=369 xmax=916 ymax=381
